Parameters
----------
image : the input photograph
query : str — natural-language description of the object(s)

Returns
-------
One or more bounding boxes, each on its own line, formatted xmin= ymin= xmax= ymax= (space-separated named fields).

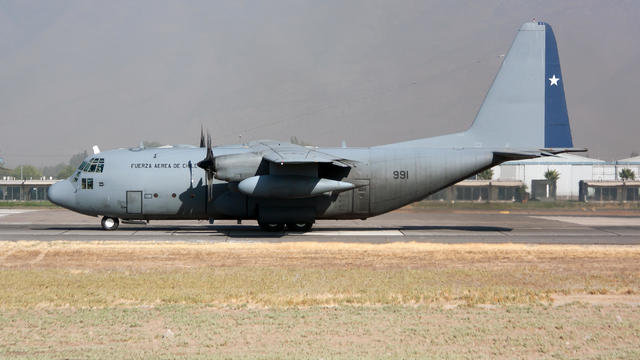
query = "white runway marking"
xmin=532 ymin=216 xmax=640 ymax=227
xmin=0 ymin=209 xmax=37 ymax=218
xmin=301 ymin=230 xmax=403 ymax=236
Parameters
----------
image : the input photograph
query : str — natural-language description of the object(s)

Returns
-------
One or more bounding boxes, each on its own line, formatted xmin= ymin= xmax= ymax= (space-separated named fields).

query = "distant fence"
xmin=579 ymin=180 xmax=640 ymax=202
xmin=0 ymin=180 xmax=58 ymax=201
xmin=425 ymin=180 xmax=525 ymax=202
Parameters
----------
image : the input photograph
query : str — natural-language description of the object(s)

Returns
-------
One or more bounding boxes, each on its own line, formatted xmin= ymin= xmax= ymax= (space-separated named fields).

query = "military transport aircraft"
xmin=48 ymin=22 xmax=583 ymax=231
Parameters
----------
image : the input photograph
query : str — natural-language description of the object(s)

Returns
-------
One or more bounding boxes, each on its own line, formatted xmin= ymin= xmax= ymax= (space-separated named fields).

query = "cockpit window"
xmin=80 ymin=158 xmax=105 ymax=173
xmin=81 ymin=178 xmax=94 ymax=190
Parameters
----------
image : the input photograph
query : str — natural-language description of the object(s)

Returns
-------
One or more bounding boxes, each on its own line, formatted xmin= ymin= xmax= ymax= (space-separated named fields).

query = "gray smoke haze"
xmin=0 ymin=0 xmax=639 ymax=166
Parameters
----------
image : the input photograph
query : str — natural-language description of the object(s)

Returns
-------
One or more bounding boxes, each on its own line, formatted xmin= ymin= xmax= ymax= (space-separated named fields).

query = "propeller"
xmin=197 ymin=131 xmax=216 ymax=201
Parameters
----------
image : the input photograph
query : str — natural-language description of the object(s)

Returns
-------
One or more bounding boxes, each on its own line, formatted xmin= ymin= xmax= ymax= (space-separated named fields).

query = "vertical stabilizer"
xmin=467 ymin=22 xmax=573 ymax=148
xmin=378 ymin=22 xmax=576 ymax=150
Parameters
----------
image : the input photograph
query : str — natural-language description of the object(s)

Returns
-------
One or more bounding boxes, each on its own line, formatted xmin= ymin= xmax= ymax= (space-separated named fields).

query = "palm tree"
xmin=476 ymin=168 xmax=494 ymax=180
xmin=544 ymin=169 xmax=560 ymax=198
xmin=619 ymin=168 xmax=636 ymax=181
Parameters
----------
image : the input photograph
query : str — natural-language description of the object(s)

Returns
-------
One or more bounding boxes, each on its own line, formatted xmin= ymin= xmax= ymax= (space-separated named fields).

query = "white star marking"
xmin=549 ymin=74 xmax=560 ymax=86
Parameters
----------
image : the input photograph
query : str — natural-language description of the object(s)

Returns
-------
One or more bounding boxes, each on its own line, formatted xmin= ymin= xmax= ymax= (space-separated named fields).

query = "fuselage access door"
xmin=351 ymin=179 xmax=370 ymax=216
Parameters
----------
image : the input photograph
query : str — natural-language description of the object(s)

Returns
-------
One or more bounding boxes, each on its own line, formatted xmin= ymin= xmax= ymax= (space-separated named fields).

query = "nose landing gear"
xmin=101 ymin=216 xmax=120 ymax=231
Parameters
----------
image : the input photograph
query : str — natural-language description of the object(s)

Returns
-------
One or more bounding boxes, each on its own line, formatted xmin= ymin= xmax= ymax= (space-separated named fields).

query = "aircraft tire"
xmin=258 ymin=222 xmax=284 ymax=232
xmin=286 ymin=222 xmax=313 ymax=232
xmin=101 ymin=216 xmax=120 ymax=231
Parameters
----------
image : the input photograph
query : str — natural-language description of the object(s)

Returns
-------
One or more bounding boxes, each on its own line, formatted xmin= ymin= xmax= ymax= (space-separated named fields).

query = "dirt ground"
xmin=1 ymin=241 xmax=639 ymax=359
xmin=1 ymin=304 xmax=639 ymax=359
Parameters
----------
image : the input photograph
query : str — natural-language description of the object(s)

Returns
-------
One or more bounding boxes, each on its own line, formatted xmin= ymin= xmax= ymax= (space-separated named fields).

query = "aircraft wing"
xmin=249 ymin=140 xmax=352 ymax=167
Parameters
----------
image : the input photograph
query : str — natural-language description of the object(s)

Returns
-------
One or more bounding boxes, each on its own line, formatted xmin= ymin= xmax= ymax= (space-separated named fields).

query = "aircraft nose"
xmin=48 ymin=180 xmax=75 ymax=208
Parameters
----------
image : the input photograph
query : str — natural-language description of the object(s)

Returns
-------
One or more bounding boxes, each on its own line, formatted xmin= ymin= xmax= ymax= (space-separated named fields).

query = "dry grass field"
xmin=1 ymin=241 xmax=640 ymax=359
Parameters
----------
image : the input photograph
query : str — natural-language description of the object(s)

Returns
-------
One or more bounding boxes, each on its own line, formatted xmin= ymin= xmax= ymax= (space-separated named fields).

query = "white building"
xmin=494 ymin=154 xmax=611 ymax=200
xmin=428 ymin=153 xmax=640 ymax=202
xmin=615 ymin=156 xmax=640 ymax=178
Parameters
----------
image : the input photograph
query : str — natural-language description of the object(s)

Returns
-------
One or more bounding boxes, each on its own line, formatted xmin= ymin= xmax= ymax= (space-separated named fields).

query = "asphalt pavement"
xmin=2 ymin=208 xmax=640 ymax=244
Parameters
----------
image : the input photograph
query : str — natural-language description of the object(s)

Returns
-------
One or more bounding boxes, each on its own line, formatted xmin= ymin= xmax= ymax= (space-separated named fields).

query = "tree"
xmin=143 ymin=141 xmax=163 ymax=148
xmin=544 ymin=169 xmax=560 ymax=199
xmin=42 ymin=163 xmax=68 ymax=178
xmin=56 ymin=165 xmax=76 ymax=179
xmin=40 ymin=150 xmax=90 ymax=179
xmin=10 ymin=165 xmax=42 ymax=179
xmin=544 ymin=169 xmax=560 ymax=183
xmin=68 ymin=150 xmax=89 ymax=168
xmin=476 ymin=169 xmax=493 ymax=180
xmin=290 ymin=136 xmax=312 ymax=146
xmin=619 ymin=168 xmax=636 ymax=181
xmin=517 ymin=184 xmax=529 ymax=203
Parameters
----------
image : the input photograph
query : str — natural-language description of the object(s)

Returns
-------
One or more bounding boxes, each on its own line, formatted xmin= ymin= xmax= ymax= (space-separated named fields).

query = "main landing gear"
xmin=286 ymin=222 xmax=313 ymax=232
xmin=101 ymin=216 xmax=119 ymax=231
xmin=258 ymin=222 xmax=314 ymax=232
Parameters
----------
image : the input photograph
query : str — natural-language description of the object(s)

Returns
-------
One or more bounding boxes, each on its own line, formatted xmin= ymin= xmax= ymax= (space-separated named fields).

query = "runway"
xmin=2 ymin=208 xmax=640 ymax=244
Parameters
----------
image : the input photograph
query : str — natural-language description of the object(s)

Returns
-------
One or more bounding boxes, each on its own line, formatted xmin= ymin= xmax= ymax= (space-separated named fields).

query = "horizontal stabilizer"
xmin=493 ymin=147 xmax=587 ymax=162
xmin=540 ymin=147 xmax=587 ymax=154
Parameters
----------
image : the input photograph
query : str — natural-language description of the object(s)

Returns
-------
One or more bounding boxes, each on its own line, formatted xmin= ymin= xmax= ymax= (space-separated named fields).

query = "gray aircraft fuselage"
xmin=51 ymin=144 xmax=493 ymax=222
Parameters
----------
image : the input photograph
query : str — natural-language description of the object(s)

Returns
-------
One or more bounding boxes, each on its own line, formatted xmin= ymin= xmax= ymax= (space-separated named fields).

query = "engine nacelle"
xmin=238 ymin=175 xmax=355 ymax=199
xmin=214 ymin=153 xmax=264 ymax=182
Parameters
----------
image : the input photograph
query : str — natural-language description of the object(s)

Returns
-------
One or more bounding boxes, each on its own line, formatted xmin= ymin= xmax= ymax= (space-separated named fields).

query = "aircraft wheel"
xmin=258 ymin=222 xmax=284 ymax=232
xmin=101 ymin=216 xmax=119 ymax=231
xmin=287 ymin=222 xmax=313 ymax=232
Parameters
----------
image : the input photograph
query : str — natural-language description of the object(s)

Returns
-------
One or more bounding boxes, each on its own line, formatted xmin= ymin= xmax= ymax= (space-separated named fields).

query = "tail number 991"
xmin=392 ymin=170 xmax=409 ymax=180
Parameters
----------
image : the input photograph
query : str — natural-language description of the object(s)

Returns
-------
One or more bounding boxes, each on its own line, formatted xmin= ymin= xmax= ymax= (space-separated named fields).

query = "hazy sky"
xmin=0 ymin=0 xmax=639 ymax=166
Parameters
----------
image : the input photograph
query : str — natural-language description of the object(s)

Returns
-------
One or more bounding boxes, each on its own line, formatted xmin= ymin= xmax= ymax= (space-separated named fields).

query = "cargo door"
xmin=126 ymin=191 xmax=142 ymax=214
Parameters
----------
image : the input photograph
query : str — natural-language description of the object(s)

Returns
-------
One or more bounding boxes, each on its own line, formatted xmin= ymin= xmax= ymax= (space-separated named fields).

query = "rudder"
xmin=543 ymin=22 xmax=572 ymax=148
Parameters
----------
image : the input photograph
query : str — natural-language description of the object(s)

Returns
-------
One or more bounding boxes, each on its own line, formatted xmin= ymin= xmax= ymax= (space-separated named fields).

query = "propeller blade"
xmin=199 ymin=125 xmax=205 ymax=148
xmin=196 ymin=130 xmax=216 ymax=202
xmin=197 ymin=131 xmax=215 ymax=171
xmin=207 ymin=168 xmax=214 ymax=201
